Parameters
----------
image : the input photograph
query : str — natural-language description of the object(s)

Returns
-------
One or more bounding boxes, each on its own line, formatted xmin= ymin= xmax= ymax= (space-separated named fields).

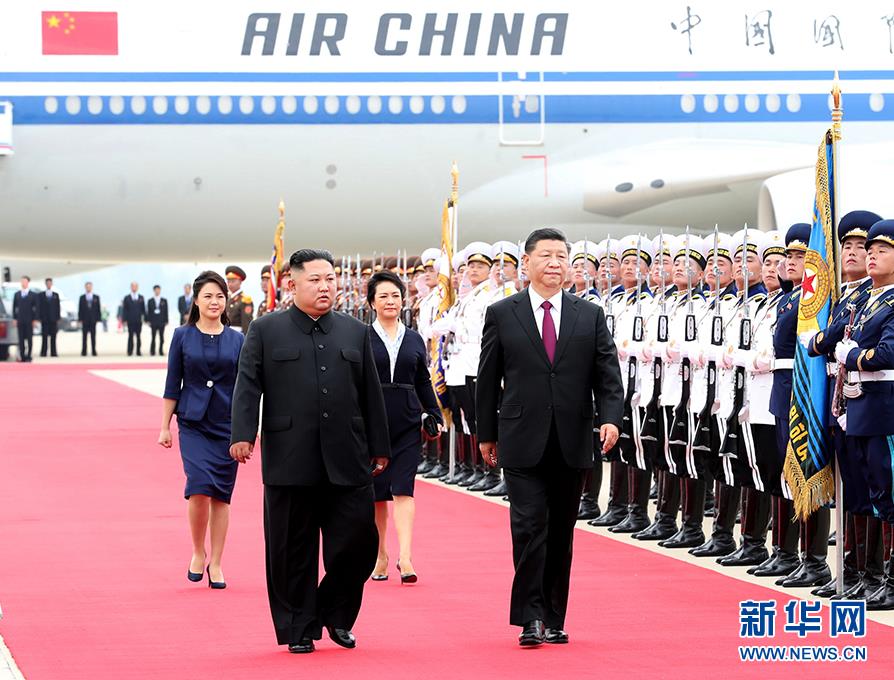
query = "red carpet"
xmin=1 ymin=363 xmax=892 ymax=679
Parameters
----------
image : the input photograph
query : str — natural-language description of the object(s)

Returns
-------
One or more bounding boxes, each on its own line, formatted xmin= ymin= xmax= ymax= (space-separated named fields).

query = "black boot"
xmin=590 ymin=461 xmax=629 ymax=527
xmin=752 ymin=497 xmax=800 ymax=576
xmin=831 ymin=515 xmax=884 ymax=600
xmin=815 ymin=512 xmax=860 ymax=598
xmin=578 ymin=461 xmax=603 ymax=520
xmin=483 ymin=477 xmax=508 ymax=497
xmin=660 ymin=477 xmax=706 ymax=548
xmin=861 ymin=517 xmax=886 ymax=598
xmin=718 ymin=488 xmax=770 ymax=566
xmin=780 ymin=507 xmax=832 ymax=587
xmin=609 ymin=467 xmax=651 ymax=534
xmin=424 ymin=433 xmax=450 ymax=479
xmin=633 ymin=471 xmax=680 ymax=540
xmin=443 ymin=434 xmax=471 ymax=484
xmin=689 ymin=482 xmax=739 ymax=557
xmin=867 ymin=522 xmax=894 ymax=610
xmin=459 ymin=436 xmax=485 ymax=487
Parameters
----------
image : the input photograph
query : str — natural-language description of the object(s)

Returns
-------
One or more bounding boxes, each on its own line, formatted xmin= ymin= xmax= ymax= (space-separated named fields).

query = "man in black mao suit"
xmin=122 ymin=282 xmax=145 ymax=356
xmin=39 ymin=278 xmax=61 ymax=357
xmin=477 ymin=228 xmax=624 ymax=647
xmin=230 ymin=249 xmax=390 ymax=655
xmin=78 ymin=282 xmax=101 ymax=356
xmin=12 ymin=276 xmax=38 ymax=362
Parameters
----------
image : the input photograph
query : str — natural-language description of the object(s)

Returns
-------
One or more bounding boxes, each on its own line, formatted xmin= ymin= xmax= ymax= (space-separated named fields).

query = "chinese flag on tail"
xmin=42 ymin=11 xmax=118 ymax=55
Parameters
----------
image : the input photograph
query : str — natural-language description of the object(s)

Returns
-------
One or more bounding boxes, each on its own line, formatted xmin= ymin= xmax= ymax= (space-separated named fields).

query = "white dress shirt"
xmin=372 ymin=319 xmax=406 ymax=382
xmin=528 ymin=287 xmax=563 ymax=339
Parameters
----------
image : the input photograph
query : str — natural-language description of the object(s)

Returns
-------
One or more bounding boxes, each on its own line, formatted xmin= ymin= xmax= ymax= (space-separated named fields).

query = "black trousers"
xmin=40 ymin=321 xmax=58 ymax=356
xmin=150 ymin=325 xmax=166 ymax=355
xmin=17 ymin=322 xmax=32 ymax=360
xmin=82 ymin=324 xmax=97 ymax=355
xmin=127 ymin=322 xmax=142 ymax=355
xmin=263 ymin=482 xmax=378 ymax=645
xmin=503 ymin=423 xmax=585 ymax=628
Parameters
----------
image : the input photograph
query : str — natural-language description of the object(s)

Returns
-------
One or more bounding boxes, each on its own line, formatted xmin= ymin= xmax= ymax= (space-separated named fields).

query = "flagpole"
xmin=830 ymin=71 xmax=845 ymax=596
xmin=448 ymin=161 xmax=459 ymax=481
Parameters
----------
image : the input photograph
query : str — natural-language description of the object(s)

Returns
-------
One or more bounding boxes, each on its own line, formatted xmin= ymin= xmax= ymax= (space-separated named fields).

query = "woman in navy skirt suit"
xmin=158 ymin=270 xmax=244 ymax=589
xmin=367 ymin=271 xmax=442 ymax=583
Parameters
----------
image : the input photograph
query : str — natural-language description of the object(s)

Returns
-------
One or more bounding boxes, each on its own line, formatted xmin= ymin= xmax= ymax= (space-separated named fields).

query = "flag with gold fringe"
xmin=430 ymin=197 xmax=456 ymax=420
xmin=268 ymin=201 xmax=286 ymax=311
xmin=784 ymin=130 xmax=839 ymax=519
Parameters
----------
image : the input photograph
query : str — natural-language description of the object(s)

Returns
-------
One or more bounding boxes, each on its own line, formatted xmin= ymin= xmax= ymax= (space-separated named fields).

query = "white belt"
xmin=772 ymin=358 xmax=794 ymax=371
xmin=826 ymin=363 xmax=837 ymax=378
xmin=847 ymin=370 xmax=894 ymax=383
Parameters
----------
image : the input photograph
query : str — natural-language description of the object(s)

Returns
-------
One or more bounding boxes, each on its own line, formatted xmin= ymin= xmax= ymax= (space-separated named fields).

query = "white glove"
xmin=732 ymin=349 xmax=754 ymax=369
xmin=754 ymin=353 xmax=772 ymax=373
xmin=799 ymin=329 xmax=818 ymax=350
xmin=637 ymin=342 xmax=654 ymax=362
xmin=665 ymin=342 xmax=681 ymax=362
xmin=837 ymin=413 xmax=847 ymax=431
xmin=680 ymin=341 xmax=699 ymax=361
xmin=702 ymin=344 xmax=723 ymax=365
xmin=617 ymin=341 xmax=630 ymax=362
xmin=624 ymin=340 xmax=643 ymax=362
xmin=834 ymin=340 xmax=857 ymax=365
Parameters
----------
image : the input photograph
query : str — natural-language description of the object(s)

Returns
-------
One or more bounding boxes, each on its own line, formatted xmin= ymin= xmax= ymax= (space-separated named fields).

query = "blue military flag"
xmin=784 ymin=131 xmax=839 ymax=519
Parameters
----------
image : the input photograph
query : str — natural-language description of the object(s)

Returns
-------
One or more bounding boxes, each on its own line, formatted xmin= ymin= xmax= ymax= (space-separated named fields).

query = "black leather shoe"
xmin=632 ymin=516 xmax=678 ymax=541
xmin=519 ymin=620 xmax=545 ymax=647
xmin=830 ymin=575 xmax=876 ymax=601
xmin=423 ymin=463 xmax=447 ymax=479
xmin=206 ymin=566 xmax=226 ymax=589
xmin=471 ymin=471 xmax=502 ymax=492
xmin=689 ymin=535 xmax=736 ymax=557
xmin=866 ymin=581 xmax=894 ymax=610
xmin=187 ymin=570 xmax=203 ymax=582
xmin=588 ymin=505 xmax=628 ymax=528
xmin=608 ymin=511 xmax=650 ymax=534
xmin=544 ymin=628 xmax=569 ymax=644
xmin=459 ymin=469 xmax=486 ymax=487
xmin=577 ymin=498 xmax=601 ymax=521
xmin=717 ymin=543 xmax=769 ymax=567
xmin=813 ymin=572 xmax=862 ymax=598
xmin=288 ymin=638 xmax=315 ymax=654
xmin=780 ymin=560 xmax=831 ymax=588
xmin=417 ymin=459 xmax=435 ymax=475
xmin=483 ymin=479 xmax=508 ymax=497
xmin=658 ymin=525 xmax=705 ymax=549
xmin=753 ymin=552 xmax=800 ymax=577
xmin=827 ymin=531 xmax=836 ymax=546
xmin=326 ymin=627 xmax=356 ymax=649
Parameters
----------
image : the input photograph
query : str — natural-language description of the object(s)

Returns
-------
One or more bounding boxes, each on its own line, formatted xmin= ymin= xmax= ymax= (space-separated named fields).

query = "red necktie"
xmin=541 ymin=301 xmax=556 ymax=363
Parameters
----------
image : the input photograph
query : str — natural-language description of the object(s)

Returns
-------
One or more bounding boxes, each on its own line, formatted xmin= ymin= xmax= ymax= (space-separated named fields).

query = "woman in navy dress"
xmin=367 ymin=271 xmax=441 ymax=583
xmin=158 ymin=270 xmax=245 ymax=589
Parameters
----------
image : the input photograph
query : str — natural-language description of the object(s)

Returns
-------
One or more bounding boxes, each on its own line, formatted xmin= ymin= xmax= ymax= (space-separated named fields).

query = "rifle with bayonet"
xmin=620 ymin=235 xmax=645 ymax=445
xmin=669 ymin=227 xmax=698 ymax=447
xmin=605 ymin=233 xmax=615 ymax=336
xmin=641 ymin=231 xmax=668 ymax=443
xmin=692 ymin=226 xmax=723 ymax=452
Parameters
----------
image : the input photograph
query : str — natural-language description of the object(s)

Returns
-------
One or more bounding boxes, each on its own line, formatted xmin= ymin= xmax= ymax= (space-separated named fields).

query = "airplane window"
xmin=109 ymin=96 xmax=125 ymax=115
xmin=44 ymin=97 xmax=58 ymax=114
xmin=87 ymin=96 xmax=103 ymax=115
xmin=324 ymin=96 xmax=340 ymax=114
xmin=196 ymin=96 xmax=211 ymax=115
xmin=260 ymin=96 xmax=276 ymax=115
xmin=679 ymin=94 xmax=695 ymax=114
xmin=239 ymin=96 xmax=254 ymax=115
xmin=65 ymin=96 xmax=81 ymax=115
xmin=175 ymin=96 xmax=190 ymax=115
xmin=303 ymin=96 xmax=318 ymax=115
xmin=451 ymin=95 xmax=467 ymax=114
xmin=765 ymin=94 xmax=780 ymax=113
xmin=870 ymin=93 xmax=885 ymax=113
xmin=524 ymin=96 xmax=539 ymax=114
xmin=723 ymin=94 xmax=739 ymax=113
xmin=702 ymin=94 xmax=718 ymax=113
xmin=744 ymin=94 xmax=760 ymax=113
xmin=388 ymin=96 xmax=403 ymax=114
xmin=130 ymin=96 xmax=146 ymax=115
xmin=430 ymin=95 xmax=445 ymax=114
xmin=346 ymin=95 xmax=361 ymax=115
xmin=785 ymin=94 xmax=801 ymax=113
xmin=281 ymin=96 xmax=297 ymax=115
xmin=409 ymin=95 xmax=424 ymax=115
xmin=153 ymin=96 xmax=168 ymax=115
xmin=217 ymin=95 xmax=233 ymax=115
xmin=367 ymin=96 xmax=382 ymax=115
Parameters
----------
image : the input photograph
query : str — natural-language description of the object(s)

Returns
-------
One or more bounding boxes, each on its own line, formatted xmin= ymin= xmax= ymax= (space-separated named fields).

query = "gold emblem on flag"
xmin=799 ymin=250 xmax=831 ymax=320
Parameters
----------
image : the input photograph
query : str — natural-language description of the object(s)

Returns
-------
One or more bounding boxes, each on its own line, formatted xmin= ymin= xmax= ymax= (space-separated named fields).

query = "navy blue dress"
xmin=164 ymin=325 xmax=244 ymax=503
xmin=370 ymin=327 xmax=441 ymax=501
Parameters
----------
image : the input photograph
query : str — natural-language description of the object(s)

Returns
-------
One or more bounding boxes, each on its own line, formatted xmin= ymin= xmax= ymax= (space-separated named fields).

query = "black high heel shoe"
xmin=207 ymin=566 xmax=226 ymax=590
xmin=187 ymin=569 xmax=204 ymax=582
xmin=396 ymin=561 xmax=417 ymax=585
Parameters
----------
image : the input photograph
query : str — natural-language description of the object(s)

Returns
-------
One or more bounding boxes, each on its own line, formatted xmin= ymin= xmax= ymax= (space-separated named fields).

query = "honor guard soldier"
xmin=225 ymin=266 xmax=253 ymax=333
xmin=609 ymin=234 xmax=655 ymax=534
xmin=806 ymin=210 xmax=882 ymax=599
xmin=658 ymin=235 xmax=711 ymax=549
xmin=650 ymin=234 xmax=678 ymax=299
xmin=416 ymin=248 xmax=443 ymax=348
xmin=257 ymin=265 xmax=274 ymax=318
xmin=835 ymin=218 xmax=894 ymax=609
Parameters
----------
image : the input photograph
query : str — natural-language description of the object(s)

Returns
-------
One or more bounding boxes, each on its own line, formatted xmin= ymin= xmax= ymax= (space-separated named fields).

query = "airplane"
xmin=1 ymin=1 xmax=894 ymax=275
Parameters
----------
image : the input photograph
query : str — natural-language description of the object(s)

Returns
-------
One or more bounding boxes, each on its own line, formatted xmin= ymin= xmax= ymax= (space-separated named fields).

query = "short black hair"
xmin=366 ymin=270 xmax=406 ymax=305
xmin=153 ymin=284 xmax=161 ymax=290
xmin=21 ymin=275 xmax=30 ymax=282
xmin=289 ymin=249 xmax=334 ymax=271
xmin=45 ymin=277 xmax=53 ymax=284
xmin=525 ymin=228 xmax=570 ymax=254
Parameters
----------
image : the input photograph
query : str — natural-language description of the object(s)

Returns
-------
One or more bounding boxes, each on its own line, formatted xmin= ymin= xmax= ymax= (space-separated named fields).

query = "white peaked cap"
xmin=490 ymin=241 xmax=520 ymax=264
xmin=420 ymin=248 xmax=441 ymax=267
xmin=619 ymin=234 xmax=655 ymax=264
xmin=571 ymin=240 xmax=599 ymax=264
xmin=464 ymin=241 xmax=493 ymax=266
xmin=759 ymin=230 xmax=786 ymax=261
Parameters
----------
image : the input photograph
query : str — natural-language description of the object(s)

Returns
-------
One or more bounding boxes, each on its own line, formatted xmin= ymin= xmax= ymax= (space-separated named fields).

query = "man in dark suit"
xmin=147 ymin=284 xmax=169 ymax=356
xmin=122 ymin=281 xmax=145 ymax=356
xmin=39 ymin=277 xmax=61 ymax=357
xmin=78 ymin=281 xmax=101 ymax=356
xmin=477 ymin=227 xmax=624 ymax=647
xmin=230 ymin=249 xmax=390 ymax=654
xmin=177 ymin=283 xmax=192 ymax=325
xmin=12 ymin=275 xmax=38 ymax=362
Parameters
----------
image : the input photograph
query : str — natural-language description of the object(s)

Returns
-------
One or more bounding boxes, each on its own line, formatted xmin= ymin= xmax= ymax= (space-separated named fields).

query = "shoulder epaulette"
xmin=242 ymin=294 xmax=253 ymax=303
